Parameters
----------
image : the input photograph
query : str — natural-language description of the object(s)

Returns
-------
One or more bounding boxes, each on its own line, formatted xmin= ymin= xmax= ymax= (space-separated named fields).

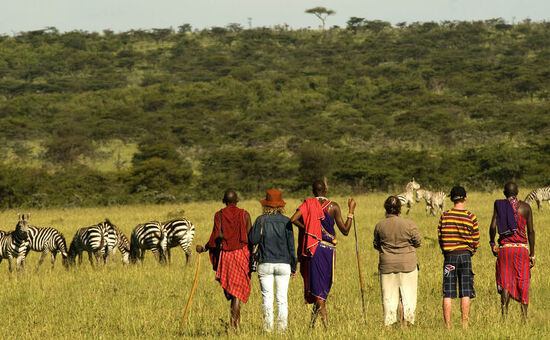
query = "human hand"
xmin=196 ymin=245 xmax=205 ymax=253
xmin=348 ymin=198 xmax=356 ymax=213
xmin=529 ymin=256 xmax=535 ymax=268
xmin=291 ymin=271 xmax=297 ymax=278
xmin=491 ymin=245 xmax=499 ymax=257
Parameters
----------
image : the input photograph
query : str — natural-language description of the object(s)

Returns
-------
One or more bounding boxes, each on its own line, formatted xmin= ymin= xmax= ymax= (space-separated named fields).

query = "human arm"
xmin=286 ymin=221 xmax=297 ymax=274
xmin=470 ymin=214 xmax=480 ymax=255
xmin=524 ymin=203 xmax=535 ymax=267
xmin=245 ymin=212 xmax=252 ymax=233
xmin=332 ymin=198 xmax=356 ymax=236
xmin=248 ymin=217 xmax=261 ymax=245
xmin=489 ymin=205 xmax=498 ymax=256
xmin=437 ymin=214 xmax=444 ymax=252
xmin=373 ymin=225 xmax=381 ymax=251
xmin=409 ymin=222 xmax=422 ymax=248
xmin=197 ymin=212 xmax=221 ymax=253
xmin=290 ymin=210 xmax=305 ymax=229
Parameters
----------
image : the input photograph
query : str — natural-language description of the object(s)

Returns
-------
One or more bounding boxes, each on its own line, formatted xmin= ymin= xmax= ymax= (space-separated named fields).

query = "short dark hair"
xmin=450 ymin=186 xmax=467 ymax=203
xmin=222 ymin=189 xmax=238 ymax=205
xmin=504 ymin=182 xmax=519 ymax=198
xmin=312 ymin=180 xmax=327 ymax=196
xmin=384 ymin=196 xmax=401 ymax=215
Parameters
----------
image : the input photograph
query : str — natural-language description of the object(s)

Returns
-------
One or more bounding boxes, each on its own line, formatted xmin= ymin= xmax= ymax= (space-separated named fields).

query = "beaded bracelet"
xmin=347 ymin=214 xmax=354 ymax=219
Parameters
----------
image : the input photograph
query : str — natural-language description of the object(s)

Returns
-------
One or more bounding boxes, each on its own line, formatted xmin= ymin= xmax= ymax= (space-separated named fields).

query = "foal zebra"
xmin=161 ymin=218 xmax=195 ymax=264
xmin=397 ymin=179 xmax=421 ymax=215
xmin=103 ymin=220 xmax=130 ymax=265
xmin=525 ymin=186 xmax=550 ymax=211
xmin=130 ymin=221 xmax=167 ymax=264
xmin=416 ymin=189 xmax=446 ymax=216
xmin=0 ymin=214 xmax=30 ymax=272
xmin=26 ymin=226 xmax=68 ymax=270
xmin=68 ymin=223 xmax=108 ymax=267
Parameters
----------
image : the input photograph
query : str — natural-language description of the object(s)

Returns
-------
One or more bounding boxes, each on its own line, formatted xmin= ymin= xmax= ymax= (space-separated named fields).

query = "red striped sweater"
xmin=437 ymin=208 xmax=479 ymax=255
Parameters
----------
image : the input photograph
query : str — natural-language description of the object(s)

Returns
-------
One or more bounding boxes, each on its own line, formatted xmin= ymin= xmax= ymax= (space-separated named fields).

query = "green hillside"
xmin=1 ymin=19 xmax=550 ymax=207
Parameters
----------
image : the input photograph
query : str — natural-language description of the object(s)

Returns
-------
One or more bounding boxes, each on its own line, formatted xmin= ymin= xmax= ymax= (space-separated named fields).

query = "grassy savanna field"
xmin=0 ymin=191 xmax=548 ymax=339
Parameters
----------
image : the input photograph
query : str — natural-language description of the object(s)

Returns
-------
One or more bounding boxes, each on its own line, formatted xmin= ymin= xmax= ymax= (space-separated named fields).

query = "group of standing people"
xmin=196 ymin=180 xmax=535 ymax=332
xmin=196 ymin=180 xmax=355 ymax=332
xmin=373 ymin=182 xmax=535 ymax=330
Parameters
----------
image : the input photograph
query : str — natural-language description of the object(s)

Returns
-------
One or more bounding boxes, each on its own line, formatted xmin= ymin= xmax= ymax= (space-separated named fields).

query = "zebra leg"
xmin=152 ymin=248 xmax=161 ymax=263
xmin=140 ymin=249 xmax=145 ymax=263
xmin=51 ymin=251 xmax=57 ymax=269
xmin=8 ymin=255 xmax=14 ymax=272
xmin=16 ymin=254 xmax=26 ymax=272
xmin=36 ymin=250 xmax=48 ymax=272
xmin=88 ymin=251 xmax=95 ymax=267
xmin=78 ymin=251 xmax=83 ymax=265
xmin=406 ymin=203 xmax=411 ymax=215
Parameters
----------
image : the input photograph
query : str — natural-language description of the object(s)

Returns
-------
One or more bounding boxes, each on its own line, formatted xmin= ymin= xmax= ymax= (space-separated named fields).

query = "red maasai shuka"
xmin=216 ymin=246 xmax=251 ymax=303
xmin=496 ymin=197 xmax=530 ymax=304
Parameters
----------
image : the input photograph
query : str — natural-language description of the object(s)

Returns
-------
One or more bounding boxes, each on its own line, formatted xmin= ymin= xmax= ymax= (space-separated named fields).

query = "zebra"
xmin=0 ymin=214 xmax=30 ymax=272
xmin=25 ymin=226 xmax=69 ymax=270
xmin=129 ymin=221 xmax=167 ymax=264
xmin=397 ymin=178 xmax=421 ymax=215
xmin=103 ymin=220 xmax=130 ymax=265
xmin=525 ymin=186 xmax=550 ymax=211
xmin=416 ymin=189 xmax=446 ymax=216
xmin=161 ymin=218 xmax=195 ymax=264
xmin=67 ymin=223 xmax=108 ymax=267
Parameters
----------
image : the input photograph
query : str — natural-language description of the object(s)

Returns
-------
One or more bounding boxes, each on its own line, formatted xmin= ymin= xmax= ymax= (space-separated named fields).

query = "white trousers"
xmin=379 ymin=268 xmax=418 ymax=326
xmin=257 ymin=263 xmax=291 ymax=332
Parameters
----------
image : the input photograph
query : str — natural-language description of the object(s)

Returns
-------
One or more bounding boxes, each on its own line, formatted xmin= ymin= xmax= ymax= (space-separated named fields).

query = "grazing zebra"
xmin=397 ymin=179 xmax=421 ymax=215
xmin=67 ymin=223 xmax=108 ymax=267
xmin=103 ymin=220 xmax=130 ymax=265
xmin=130 ymin=221 xmax=167 ymax=264
xmin=0 ymin=214 xmax=30 ymax=272
xmin=161 ymin=218 xmax=195 ymax=264
xmin=26 ymin=226 xmax=69 ymax=270
xmin=524 ymin=186 xmax=550 ymax=211
xmin=416 ymin=189 xmax=446 ymax=216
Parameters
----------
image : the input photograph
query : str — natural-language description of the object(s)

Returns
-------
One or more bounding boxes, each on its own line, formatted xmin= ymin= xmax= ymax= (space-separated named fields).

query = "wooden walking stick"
xmin=353 ymin=216 xmax=367 ymax=323
xmin=178 ymin=253 xmax=201 ymax=334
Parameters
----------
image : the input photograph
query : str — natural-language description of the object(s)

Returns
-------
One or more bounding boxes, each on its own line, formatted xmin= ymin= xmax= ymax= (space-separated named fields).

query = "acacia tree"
xmin=305 ymin=7 xmax=335 ymax=30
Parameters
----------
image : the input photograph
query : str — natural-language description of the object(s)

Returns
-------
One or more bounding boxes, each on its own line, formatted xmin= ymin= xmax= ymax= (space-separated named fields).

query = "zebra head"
xmin=16 ymin=213 xmax=30 ymax=239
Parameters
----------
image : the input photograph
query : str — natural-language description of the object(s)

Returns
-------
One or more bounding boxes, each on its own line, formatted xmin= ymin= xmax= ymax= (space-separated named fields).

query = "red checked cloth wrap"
xmin=216 ymin=246 xmax=251 ymax=303
xmin=298 ymin=198 xmax=324 ymax=258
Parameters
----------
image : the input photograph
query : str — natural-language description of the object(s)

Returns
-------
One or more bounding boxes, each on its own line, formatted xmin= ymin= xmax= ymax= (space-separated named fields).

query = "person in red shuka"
xmin=196 ymin=189 xmax=252 ymax=332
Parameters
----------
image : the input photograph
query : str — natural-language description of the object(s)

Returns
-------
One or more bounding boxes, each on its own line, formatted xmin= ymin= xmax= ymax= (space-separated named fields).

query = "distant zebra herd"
xmin=395 ymin=178 xmax=446 ymax=216
xmin=0 ymin=215 xmax=195 ymax=272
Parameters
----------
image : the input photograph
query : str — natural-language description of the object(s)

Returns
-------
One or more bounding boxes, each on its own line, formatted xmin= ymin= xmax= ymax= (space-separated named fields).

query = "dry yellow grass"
xmin=0 ymin=191 xmax=548 ymax=339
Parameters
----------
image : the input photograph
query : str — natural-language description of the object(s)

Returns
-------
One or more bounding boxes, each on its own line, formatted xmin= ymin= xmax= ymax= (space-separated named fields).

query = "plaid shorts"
xmin=443 ymin=253 xmax=476 ymax=299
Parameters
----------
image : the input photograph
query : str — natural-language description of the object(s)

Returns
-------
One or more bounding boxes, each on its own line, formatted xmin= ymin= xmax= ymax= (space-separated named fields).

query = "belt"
xmin=500 ymin=243 xmax=528 ymax=249
xmin=319 ymin=240 xmax=336 ymax=249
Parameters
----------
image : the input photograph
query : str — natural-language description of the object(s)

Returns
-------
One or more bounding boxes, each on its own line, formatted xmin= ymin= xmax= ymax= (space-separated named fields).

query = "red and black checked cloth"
xmin=216 ymin=246 xmax=251 ymax=303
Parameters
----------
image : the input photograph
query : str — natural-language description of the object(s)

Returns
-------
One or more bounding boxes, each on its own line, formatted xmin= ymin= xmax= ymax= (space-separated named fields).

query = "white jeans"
xmin=379 ymin=268 xmax=418 ymax=326
xmin=257 ymin=263 xmax=291 ymax=332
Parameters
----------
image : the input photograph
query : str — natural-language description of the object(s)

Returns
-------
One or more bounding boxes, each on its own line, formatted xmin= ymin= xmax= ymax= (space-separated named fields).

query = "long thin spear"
xmin=178 ymin=253 xmax=201 ymax=334
xmin=353 ymin=216 xmax=367 ymax=323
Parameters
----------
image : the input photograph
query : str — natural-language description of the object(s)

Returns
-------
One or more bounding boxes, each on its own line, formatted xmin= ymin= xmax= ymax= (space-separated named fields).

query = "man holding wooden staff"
xmin=290 ymin=180 xmax=356 ymax=329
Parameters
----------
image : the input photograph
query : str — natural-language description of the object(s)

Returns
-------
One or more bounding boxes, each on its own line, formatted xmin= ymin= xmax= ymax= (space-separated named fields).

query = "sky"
xmin=1 ymin=0 xmax=549 ymax=35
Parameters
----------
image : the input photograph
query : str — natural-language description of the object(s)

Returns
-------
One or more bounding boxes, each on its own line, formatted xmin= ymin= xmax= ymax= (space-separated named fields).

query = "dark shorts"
xmin=443 ymin=253 xmax=475 ymax=299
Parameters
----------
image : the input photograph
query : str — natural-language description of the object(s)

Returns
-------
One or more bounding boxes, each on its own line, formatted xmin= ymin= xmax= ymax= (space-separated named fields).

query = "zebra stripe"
xmin=130 ymin=221 xmax=166 ymax=264
xmin=26 ymin=226 xmax=68 ymax=270
xmin=525 ymin=186 xmax=550 ymax=211
xmin=396 ymin=179 xmax=421 ymax=215
xmin=68 ymin=224 xmax=107 ymax=267
xmin=0 ymin=214 xmax=30 ymax=272
xmin=416 ymin=189 xmax=446 ymax=216
xmin=103 ymin=220 xmax=130 ymax=265
xmin=161 ymin=218 xmax=195 ymax=264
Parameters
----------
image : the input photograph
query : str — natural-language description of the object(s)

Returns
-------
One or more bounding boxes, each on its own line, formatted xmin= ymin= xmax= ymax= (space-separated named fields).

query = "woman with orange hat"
xmin=249 ymin=189 xmax=297 ymax=333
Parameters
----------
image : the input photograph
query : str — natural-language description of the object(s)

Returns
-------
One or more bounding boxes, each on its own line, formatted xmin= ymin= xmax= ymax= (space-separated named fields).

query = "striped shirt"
xmin=438 ymin=208 xmax=479 ymax=255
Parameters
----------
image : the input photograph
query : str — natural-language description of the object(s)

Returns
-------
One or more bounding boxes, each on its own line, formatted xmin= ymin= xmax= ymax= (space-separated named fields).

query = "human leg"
xmin=380 ymin=272 xmax=400 ymax=327
xmin=230 ymin=296 xmax=241 ymax=332
xmin=500 ymin=289 xmax=511 ymax=319
xmin=460 ymin=297 xmax=470 ymax=329
xmin=443 ymin=298 xmax=452 ymax=329
xmin=258 ymin=263 xmax=275 ymax=332
xmin=442 ymin=255 xmax=458 ymax=329
xmin=274 ymin=263 xmax=291 ymax=331
xmin=521 ymin=303 xmax=528 ymax=320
